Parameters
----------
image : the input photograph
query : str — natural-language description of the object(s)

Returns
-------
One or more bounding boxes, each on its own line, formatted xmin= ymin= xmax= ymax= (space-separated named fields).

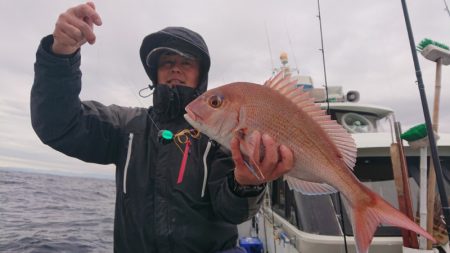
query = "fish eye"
xmin=208 ymin=95 xmax=223 ymax=108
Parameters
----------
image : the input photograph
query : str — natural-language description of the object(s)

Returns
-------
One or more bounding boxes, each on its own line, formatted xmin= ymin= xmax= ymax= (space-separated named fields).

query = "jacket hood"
xmin=139 ymin=27 xmax=211 ymax=94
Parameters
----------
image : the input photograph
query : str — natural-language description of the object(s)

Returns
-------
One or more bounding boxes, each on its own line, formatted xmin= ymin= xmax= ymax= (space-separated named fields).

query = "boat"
xmin=237 ymin=53 xmax=450 ymax=253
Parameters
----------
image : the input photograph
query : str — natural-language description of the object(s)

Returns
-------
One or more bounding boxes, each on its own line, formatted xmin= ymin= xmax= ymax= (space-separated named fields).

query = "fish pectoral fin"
xmin=284 ymin=176 xmax=337 ymax=195
xmin=234 ymin=128 xmax=248 ymax=140
xmin=243 ymin=160 xmax=265 ymax=181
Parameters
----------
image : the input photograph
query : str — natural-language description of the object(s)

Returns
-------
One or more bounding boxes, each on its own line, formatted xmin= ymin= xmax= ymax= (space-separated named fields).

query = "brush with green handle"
xmin=417 ymin=37 xmax=450 ymax=250
xmin=402 ymin=124 xmax=442 ymax=249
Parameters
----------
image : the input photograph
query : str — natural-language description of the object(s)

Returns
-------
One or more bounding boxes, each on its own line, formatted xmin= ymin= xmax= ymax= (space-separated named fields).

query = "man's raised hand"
xmin=52 ymin=2 xmax=102 ymax=55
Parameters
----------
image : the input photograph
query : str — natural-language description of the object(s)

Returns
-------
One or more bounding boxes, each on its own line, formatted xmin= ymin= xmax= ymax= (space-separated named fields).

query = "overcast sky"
xmin=1 ymin=0 xmax=449 ymax=178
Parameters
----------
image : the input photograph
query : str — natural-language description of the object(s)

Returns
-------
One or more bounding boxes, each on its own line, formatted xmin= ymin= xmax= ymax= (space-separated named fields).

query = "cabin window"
xmin=336 ymin=112 xmax=378 ymax=133
xmin=271 ymin=179 xmax=298 ymax=226
xmin=269 ymin=156 xmax=450 ymax=236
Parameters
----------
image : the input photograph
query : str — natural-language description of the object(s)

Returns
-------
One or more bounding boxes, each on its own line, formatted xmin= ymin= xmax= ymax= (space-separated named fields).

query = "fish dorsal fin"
xmin=264 ymin=72 xmax=357 ymax=171
xmin=285 ymin=175 xmax=337 ymax=195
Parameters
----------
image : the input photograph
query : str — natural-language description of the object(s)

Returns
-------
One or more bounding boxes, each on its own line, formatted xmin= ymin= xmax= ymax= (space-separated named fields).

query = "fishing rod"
xmin=443 ymin=0 xmax=450 ymax=18
xmin=284 ymin=22 xmax=300 ymax=75
xmin=264 ymin=21 xmax=275 ymax=74
xmin=400 ymin=0 xmax=450 ymax=237
xmin=316 ymin=1 xmax=348 ymax=252
xmin=317 ymin=0 xmax=331 ymax=116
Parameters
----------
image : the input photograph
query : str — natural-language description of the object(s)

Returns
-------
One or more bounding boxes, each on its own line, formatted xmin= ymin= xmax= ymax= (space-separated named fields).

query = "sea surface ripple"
xmin=0 ymin=169 xmax=115 ymax=253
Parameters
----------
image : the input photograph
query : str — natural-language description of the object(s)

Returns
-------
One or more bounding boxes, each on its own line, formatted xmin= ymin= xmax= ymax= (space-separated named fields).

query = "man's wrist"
xmin=41 ymin=35 xmax=79 ymax=58
xmin=52 ymin=42 xmax=79 ymax=56
xmin=228 ymin=172 xmax=266 ymax=197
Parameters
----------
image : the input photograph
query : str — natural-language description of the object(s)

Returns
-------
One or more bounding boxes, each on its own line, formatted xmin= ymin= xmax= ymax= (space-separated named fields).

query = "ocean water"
xmin=0 ymin=169 xmax=115 ymax=253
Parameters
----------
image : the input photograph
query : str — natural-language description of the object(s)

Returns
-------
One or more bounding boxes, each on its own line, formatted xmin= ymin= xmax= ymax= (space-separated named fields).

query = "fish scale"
xmin=184 ymin=72 xmax=435 ymax=253
xmin=242 ymin=91 xmax=344 ymax=184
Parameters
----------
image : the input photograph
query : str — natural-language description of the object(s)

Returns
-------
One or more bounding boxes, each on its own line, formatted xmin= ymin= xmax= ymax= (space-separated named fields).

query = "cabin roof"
xmin=319 ymin=103 xmax=393 ymax=118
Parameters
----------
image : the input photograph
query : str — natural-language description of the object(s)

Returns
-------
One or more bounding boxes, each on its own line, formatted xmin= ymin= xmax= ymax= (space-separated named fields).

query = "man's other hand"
xmin=231 ymin=130 xmax=294 ymax=186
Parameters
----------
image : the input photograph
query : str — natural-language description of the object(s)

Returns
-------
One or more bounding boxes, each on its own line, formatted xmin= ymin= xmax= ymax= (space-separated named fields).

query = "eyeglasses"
xmin=157 ymin=53 xmax=199 ymax=71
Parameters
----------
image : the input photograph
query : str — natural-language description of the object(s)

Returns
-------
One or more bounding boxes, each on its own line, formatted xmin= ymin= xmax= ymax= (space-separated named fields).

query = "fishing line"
xmin=264 ymin=21 xmax=275 ymax=74
xmin=93 ymin=29 xmax=175 ymax=145
xmin=316 ymin=1 xmax=348 ymax=252
xmin=284 ymin=21 xmax=300 ymax=75
xmin=337 ymin=193 xmax=349 ymax=251
xmin=443 ymin=0 xmax=450 ymax=18
xmin=94 ymin=46 xmax=202 ymax=187
xmin=119 ymin=78 xmax=161 ymax=132
xmin=262 ymin=203 xmax=269 ymax=253
xmin=317 ymin=0 xmax=331 ymax=116
xmin=267 ymin=185 xmax=278 ymax=253
xmin=263 ymin=21 xmax=281 ymax=251
xmin=112 ymin=65 xmax=164 ymax=134
xmin=132 ymin=84 xmax=173 ymax=142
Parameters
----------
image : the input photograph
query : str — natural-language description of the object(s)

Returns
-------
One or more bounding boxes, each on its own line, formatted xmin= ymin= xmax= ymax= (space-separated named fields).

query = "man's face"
xmin=157 ymin=53 xmax=200 ymax=88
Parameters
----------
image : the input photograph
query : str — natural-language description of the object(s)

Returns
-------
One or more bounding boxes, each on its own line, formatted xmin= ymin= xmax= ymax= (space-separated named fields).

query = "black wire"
xmin=443 ymin=0 xmax=450 ymax=18
xmin=400 ymin=0 xmax=450 ymax=236
xmin=139 ymin=84 xmax=161 ymax=132
xmin=271 ymin=183 xmax=277 ymax=253
xmin=146 ymin=110 xmax=161 ymax=132
xmin=317 ymin=0 xmax=331 ymax=115
xmin=337 ymin=193 xmax=349 ymax=252
xmin=317 ymin=1 xmax=348 ymax=252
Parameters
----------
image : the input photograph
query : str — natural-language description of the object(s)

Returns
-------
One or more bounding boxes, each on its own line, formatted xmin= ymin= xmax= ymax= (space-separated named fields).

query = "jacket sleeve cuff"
xmin=227 ymin=171 xmax=266 ymax=197
xmin=215 ymin=174 xmax=265 ymax=223
xmin=37 ymin=35 xmax=81 ymax=70
xmin=33 ymin=35 xmax=83 ymax=96
xmin=208 ymin=148 xmax=265 ymax=223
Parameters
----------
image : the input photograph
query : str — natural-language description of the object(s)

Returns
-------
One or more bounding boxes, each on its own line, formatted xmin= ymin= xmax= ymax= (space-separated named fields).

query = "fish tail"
xmin=351 ymin=191 xmax=435 ymax=253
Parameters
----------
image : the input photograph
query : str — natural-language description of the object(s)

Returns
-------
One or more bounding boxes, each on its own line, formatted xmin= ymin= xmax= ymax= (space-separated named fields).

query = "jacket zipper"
xmin=123 ymin=133 xmax=134 ymax=194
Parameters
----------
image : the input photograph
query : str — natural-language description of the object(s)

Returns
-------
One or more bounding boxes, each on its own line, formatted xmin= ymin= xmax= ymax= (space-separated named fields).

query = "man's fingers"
xmin=86 ymin=1 xmax=103 ymax=26
xmin=73 ymin=3 xmax=102 ymax=26
xmin=268 ymin=145 xmax=294 ymax=179
xmin=69 ymin=2 xmax=102 ymax=44
xmin=260 ymin=134 xmax=279 ymax=172
xmin=279 ymin=145 xmax=294 ymax=172
xmin=248 ymin=131 xmax=262 ymax=164
xmin=86 ymin=1 xmax=96 ymax=10
xmin=52 ymin=2 xmax=102 ymax=54
xmin=58 ymin=13 xmax=93 ymax=44
xmin=70 ymin=12 xmax=98 ymax=44
xmin=230 ymin=137 xmax=245 ymax=169
xmin=58 ymin=27 xmax=85 ymax=47
xmin=56 ymin=18 xmax=85 ymax=42
xmin=232 ymin=132 xmax=294 ymax=185
xmin=53 ymin=21 xmax=85 ymax=54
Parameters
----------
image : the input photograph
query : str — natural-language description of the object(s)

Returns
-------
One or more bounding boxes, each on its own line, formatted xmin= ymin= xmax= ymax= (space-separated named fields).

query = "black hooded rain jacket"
xmin=31 ymin=28 xmax=264 ymax=253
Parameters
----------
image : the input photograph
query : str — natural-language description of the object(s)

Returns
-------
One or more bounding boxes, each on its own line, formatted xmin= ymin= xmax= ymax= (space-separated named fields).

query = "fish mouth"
xmin=185 ymin=106 xmax=203 ymax=122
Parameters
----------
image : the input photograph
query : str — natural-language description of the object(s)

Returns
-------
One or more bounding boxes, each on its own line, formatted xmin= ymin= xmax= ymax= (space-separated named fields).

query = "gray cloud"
xmin=1 ymin=0 xmax=449 ymax=176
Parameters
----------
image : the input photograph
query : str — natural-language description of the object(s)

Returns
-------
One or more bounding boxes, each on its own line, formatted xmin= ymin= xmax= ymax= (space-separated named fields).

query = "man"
xmin=31 ymin=2 xmax=293 ymax=252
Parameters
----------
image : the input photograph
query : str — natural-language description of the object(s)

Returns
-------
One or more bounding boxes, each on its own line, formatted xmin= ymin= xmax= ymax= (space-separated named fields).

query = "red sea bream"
xmin=184 ymin=72 xmax=435 ymax=253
